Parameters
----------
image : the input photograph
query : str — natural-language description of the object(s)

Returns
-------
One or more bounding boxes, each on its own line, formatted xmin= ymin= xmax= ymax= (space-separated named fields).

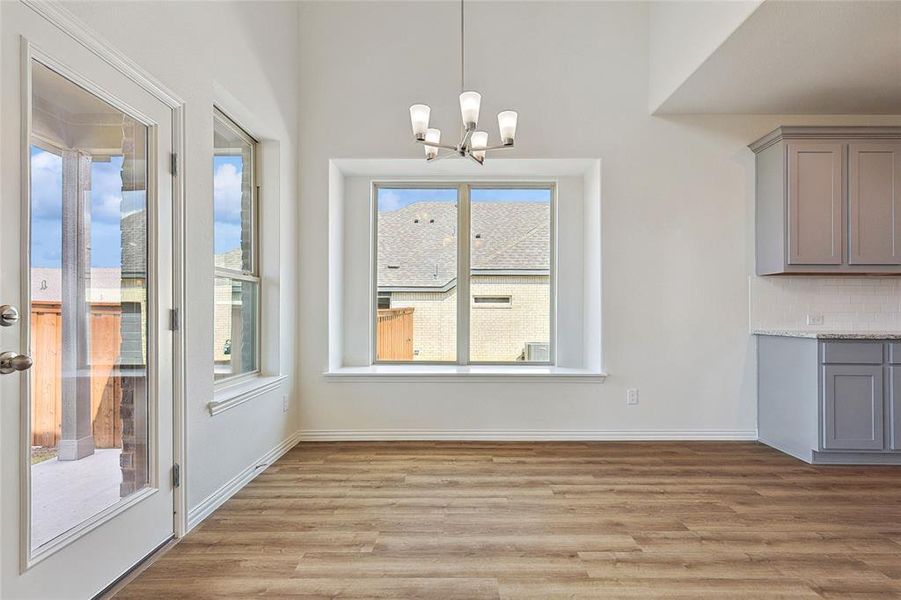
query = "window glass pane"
xmin=213 ymin=112 xmax=254 ymax=272
xmin=28 ymin=60 xmax=150 ymax=551
xmin=214 ymin=277 xmax=258 ymax=379
xmin=376 ymin=188 xmax=457 ymax=361
xmin=470 ymin=188 xmax=551 ymax=362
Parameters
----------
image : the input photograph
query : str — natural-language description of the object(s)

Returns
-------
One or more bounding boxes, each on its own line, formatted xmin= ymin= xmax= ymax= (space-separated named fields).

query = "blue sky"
xmin=213 ymin=155 xmax=245 ymax=255
xmin=378 ymin=187 xmax=551 ymax=212
xmin=30 ymin=147 xmax=247 ymax=268
xmin=30 ymin=146 xmax=145 ymax=269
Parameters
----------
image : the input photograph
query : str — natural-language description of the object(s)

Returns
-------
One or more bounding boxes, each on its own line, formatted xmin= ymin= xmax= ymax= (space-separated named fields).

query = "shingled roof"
xmin=378 ymin=201 xmax=549 ymax=290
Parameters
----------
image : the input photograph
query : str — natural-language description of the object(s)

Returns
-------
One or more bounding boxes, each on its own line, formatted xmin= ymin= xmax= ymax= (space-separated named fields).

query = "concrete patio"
xmin=31 ymin=449 xmax=122 ymax=550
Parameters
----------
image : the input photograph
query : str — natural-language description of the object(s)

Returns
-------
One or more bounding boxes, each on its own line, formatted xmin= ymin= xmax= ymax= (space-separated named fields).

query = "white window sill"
xmin=323 ymin=365 xmax=607 ymax=383
xmin=209 ymin=375 xmax=287 ymax=416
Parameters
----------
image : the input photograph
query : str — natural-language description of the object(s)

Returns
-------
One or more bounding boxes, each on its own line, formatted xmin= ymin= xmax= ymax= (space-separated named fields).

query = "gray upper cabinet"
xmin=750 ymin=127 xmax=901 ymax=275
xmin=848 ymin=143 xmax=901 ymax=265
xmin=787 ymin=142 xmax=843 ymax=265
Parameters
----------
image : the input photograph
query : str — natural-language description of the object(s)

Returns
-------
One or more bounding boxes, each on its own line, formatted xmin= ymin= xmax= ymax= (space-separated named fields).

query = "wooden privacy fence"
xmin=30 ymin=301 xmax=123 ymax=449
xmin=377 ymin=308 xmax=414 ymax=361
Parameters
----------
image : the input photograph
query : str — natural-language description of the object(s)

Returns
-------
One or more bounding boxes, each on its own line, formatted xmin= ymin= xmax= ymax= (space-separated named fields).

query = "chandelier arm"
xmin=481 ymin=143 xmax=515 ymax=151
xmin=465 ymin=151 xmax=484 ymax=166
xmin=427 ymin=149 xmax=456 ymax=162
xmin=415 ymin=139 xmax=459 ymax=151
xmin=459 ymin=127 xmax=474 ymax=151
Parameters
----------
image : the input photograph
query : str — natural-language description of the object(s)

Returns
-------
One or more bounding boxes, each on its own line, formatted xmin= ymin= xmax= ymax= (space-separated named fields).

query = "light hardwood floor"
xmin=115 ymin=442 xmax=901 ymax=599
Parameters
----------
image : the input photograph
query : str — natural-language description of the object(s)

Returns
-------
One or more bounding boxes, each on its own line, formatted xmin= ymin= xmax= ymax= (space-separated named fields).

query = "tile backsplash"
xmin=750 ymin=276 xmax=901 ymax=332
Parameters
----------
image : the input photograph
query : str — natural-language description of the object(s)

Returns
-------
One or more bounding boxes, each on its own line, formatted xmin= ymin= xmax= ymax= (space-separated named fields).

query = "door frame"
xmin=16 ymin=0 xmax=187 ymax=572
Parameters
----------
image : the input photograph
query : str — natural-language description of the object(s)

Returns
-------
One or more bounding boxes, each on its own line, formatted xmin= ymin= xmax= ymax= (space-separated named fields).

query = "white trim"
xmin=297 ymin=429 xmax=759 ymax=442
xmin=21 ymin=0 xmax=183 ymax=109
xmin=28 ymin=487 xmax=158 ymax=568
xmin=324 ymin=365 xmax=606 ymax=383
xmin=208 ymin=375 xmax=287 ymax=416
xmin=186 ymin=430 xmax=301 ymax=531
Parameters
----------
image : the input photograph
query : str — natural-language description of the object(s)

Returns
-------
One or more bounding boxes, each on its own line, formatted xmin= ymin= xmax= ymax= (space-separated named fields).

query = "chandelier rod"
xmin=460 ymin=0 xmax=465 ymax=94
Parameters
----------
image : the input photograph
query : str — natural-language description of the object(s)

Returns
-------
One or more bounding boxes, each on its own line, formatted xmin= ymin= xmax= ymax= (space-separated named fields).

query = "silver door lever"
xmin=0 ymin=352 xmax=33 ymax=375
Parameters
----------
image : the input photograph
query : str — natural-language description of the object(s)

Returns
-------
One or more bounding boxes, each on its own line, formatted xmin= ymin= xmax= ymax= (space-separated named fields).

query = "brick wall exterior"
xmin=388 ymin=274 xmax=550 ymax=362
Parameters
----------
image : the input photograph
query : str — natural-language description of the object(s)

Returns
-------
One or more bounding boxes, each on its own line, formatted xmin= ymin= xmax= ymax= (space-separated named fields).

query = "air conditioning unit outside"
xmin=525 ymin=342 xmax=550 ymax=362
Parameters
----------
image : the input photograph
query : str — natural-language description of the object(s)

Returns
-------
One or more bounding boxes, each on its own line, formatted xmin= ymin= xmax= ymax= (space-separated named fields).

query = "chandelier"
xmin=408 ymin=0 xmax=518 ymax=164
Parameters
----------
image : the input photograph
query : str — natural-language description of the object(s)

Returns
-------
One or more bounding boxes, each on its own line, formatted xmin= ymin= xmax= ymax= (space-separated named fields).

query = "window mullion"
xmin=457 ymin=183 xmax=471 ymax=365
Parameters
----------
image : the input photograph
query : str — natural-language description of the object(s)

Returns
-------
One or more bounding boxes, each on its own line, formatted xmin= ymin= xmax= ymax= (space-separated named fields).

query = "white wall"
xmin=648 ymin=0 xmax=762 ymax=113
xmin=297 ymin=1 xmax=901 ymax=439
xmin=60 ymin=0 xmax=301 ymax=513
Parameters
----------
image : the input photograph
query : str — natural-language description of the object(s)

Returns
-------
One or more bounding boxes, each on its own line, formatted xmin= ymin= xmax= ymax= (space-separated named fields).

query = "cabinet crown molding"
xmin=750 ymin=126 xmax=901 ymax=154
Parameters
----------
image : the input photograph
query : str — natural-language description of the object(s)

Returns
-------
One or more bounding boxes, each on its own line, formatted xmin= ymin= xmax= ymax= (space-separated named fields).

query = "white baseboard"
xmin=296 ymin=429 xmax=759 ymax=442
xmin=186 ymin=430 xmax=302 ymax=531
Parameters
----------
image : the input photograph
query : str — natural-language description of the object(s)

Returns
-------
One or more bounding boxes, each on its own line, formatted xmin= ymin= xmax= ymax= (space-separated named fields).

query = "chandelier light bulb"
xmin=498 ymin=111 xmax=518 ymax=145
xmin=459 ymin=91 xmax=481 ymax=130
xmin=424 ymin=128 xmax=441 ymax=159
xmin=471 ymin=131 xmax=488 ymax=162
xmin=409 ymin=104 xmax=431 ymax=140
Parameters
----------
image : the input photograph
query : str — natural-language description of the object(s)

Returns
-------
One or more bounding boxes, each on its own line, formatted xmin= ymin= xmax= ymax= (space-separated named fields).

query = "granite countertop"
xmin=752 ymin=329 xmax=901 ymax=340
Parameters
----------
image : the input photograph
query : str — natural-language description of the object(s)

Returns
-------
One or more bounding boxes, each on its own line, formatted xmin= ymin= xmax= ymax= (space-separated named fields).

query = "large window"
xmin=375 ymin=184 xmax=553 ymax=364
xmin=213 ymin=108 xmax=259 ymax=381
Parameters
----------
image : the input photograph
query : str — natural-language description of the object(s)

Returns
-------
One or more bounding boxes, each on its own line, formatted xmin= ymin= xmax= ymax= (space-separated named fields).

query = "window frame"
xmin=371 ymin=181 xmax=556 ymax=366
xmin=213 ymin=106 xmax=261 ymax=385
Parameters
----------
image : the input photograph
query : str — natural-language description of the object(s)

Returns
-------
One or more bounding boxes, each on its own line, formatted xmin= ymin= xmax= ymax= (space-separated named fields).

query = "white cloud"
xmin=30 ymin=150 xmax=63 ymax=220
xmin=214 ymin=162 xmax=244 ymax=223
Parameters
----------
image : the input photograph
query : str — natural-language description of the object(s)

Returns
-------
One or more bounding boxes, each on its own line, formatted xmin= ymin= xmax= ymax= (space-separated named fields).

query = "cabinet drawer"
xmin=821 ymin=341 xmax=884 ymax=364
xmin=890 ymin=343 xmax=901 ymax=364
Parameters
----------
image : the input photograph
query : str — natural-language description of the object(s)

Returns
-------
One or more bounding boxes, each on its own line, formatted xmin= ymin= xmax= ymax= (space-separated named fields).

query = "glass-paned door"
xmin=0 ymin=7 xmax=176 ymax=596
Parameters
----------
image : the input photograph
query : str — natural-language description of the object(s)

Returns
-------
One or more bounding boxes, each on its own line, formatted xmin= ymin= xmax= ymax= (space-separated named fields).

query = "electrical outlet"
xmin=626 ymin=388 xmax=639 ymax=406
xmin=282 ymin=395 xmax=289 ymax=413
xmin=806 ymin=314 xmax=825 ymax=326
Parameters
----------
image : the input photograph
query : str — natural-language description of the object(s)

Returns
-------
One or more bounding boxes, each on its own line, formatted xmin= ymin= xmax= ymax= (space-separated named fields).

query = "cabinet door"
xmin=849 ymin=143 xmax=901 ymax=265
xmin=787 ymin=142 xmax=844 ymax=265
xmin=822 ymin=365 xmax=884 ymax=450
xmin=891 ymin=366 xmax=901 ymax=451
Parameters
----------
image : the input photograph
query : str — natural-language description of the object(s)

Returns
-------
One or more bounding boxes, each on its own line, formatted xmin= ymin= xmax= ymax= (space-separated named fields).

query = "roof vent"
xmin=474 ymin=233 xmax=482 ymax=239
xmin=413 ymin=218 xmax=420 ymax=223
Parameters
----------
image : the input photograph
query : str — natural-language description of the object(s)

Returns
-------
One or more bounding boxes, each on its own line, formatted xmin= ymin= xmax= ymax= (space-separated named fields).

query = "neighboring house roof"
xmin=121 ymin=210 xmax=146 ymax=277
xmin=378 ymin=201 xmax=549 ymax=290
xmin=215 ymin=247 xmax=244 ymax=272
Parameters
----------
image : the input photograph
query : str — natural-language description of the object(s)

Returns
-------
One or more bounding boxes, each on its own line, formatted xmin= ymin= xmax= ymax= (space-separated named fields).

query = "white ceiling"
xmin=655 ymin=0 xmax=901 ymax=114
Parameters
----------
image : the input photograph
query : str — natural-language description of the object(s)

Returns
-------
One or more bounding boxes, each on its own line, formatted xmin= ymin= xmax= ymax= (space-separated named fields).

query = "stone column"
xmin=58 ymin=151 xmax=94 ymax=461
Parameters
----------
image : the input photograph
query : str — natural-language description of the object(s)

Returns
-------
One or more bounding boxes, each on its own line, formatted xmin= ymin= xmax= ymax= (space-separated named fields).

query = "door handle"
xmin=0 ymin=352 xmax=33 ymax=375
xmin=0 ymin=305 xmax=19 ymax=327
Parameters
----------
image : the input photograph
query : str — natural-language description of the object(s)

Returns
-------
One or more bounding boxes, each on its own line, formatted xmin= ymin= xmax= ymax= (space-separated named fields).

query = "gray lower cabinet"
xmin=757 ymin=335 xmax=901 ymax=464
xmin=750 ymin=127 xmax=901 ymax=275
xmin=892 ymin=366 xmax=901 ymax=451
xmin=822 ymin=364 xmax=883 ymax=450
